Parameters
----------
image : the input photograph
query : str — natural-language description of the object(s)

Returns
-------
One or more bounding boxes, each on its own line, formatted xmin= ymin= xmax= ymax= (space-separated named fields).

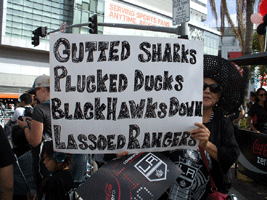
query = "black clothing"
xmin=32 ymin=145 xmax=50 ymax=200
xmin=205 ymin=113 xmax=240 ymax=193
xmin=161 ymin=149 xmax=210 ymax=199
xmin=160 ymin=112 xmax=240 ymax=200
xmin=12 ymin=106 xmax=34 ymax=148
xmin=0 ymin=126 xmax=15 ymax=168
xmin=41 ymin=170 xmax=74 ymax=200
xmin=32 ymin=101 xmax=51 ymax=141
xmin=31 ymin=100 xmax=51 ymax=200
xmin=31 ymin=100 xmax=87 ymax=199
xmin=248 ymin=103 xmax=267 ymax=133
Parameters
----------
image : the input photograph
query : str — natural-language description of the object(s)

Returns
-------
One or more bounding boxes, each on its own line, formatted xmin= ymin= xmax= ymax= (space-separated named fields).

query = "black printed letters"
xmin=54 ymin=124 xmax=197 ymax=151
xmin=52 ymin=37 xmax=201 ymax=152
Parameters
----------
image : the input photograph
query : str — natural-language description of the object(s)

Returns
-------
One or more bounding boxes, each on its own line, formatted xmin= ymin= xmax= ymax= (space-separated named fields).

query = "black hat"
xmin=204 ymin=55 xmax=244 ymax=115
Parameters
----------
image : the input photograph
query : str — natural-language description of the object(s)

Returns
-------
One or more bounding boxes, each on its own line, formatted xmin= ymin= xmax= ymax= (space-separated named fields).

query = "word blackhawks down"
xmin=52 ymin=97 xmax=202 ymax=120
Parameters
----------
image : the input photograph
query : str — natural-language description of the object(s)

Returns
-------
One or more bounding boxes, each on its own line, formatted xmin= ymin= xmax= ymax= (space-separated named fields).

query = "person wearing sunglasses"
xmin=247 ymin=88 xmax=267 ymax=133
xmin=160 ymin=55 xmax=242 ymax=200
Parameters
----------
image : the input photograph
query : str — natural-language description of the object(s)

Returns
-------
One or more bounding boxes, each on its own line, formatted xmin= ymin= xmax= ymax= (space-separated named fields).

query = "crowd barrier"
xmin=237 ymin=129 xmax=267 ymax=185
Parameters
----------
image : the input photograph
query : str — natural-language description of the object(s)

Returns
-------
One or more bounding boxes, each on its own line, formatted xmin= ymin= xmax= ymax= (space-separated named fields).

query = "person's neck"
xmin=41 ymin=96 xmax=50 ymax=103
xmin=53 ymin=166 xmax=69 ymax=174
xmin=203 ymin=108 xmax=213 ymax=123
xmin=259 ymin=101 xmax=265 ymax=108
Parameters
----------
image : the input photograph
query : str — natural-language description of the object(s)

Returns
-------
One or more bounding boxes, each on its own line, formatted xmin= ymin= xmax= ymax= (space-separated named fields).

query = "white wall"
xmin=221 ymin=36 xmax=241 ymax=59
xmin=0 ymin=46 xmax=49 ymax=88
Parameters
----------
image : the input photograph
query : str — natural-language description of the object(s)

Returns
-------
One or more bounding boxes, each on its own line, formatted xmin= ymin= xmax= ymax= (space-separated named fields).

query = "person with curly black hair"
xmin=247 ymin=88 xmax=267 ymax=133
xmin=40 ymin=141 xmax=74 ymax=200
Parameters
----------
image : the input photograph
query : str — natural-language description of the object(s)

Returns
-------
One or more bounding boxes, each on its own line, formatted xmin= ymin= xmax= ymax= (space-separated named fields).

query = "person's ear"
xmin=216 ymin=92 xmax=221 ymax=103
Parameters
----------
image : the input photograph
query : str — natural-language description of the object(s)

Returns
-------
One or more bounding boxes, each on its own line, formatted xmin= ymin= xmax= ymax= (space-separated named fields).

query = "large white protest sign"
xmin=50 ymin=34 xmax=203 ymax=154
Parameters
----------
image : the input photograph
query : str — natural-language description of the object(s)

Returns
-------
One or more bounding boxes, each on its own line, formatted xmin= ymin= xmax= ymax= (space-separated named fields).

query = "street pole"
xmin=47 ymin=22 xmax=189 ymax=38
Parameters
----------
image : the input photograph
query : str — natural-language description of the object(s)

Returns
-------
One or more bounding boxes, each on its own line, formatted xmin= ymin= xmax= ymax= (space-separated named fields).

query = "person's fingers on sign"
xmin=116 ymin=151 xmax=129 ymax=158
xmin=190 ymin=122 xmax=211 ymax=149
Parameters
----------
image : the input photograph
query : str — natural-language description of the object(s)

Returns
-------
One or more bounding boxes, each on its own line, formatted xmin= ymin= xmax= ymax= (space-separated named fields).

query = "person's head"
xmin=28 ymin=75 xmax=50 ymax=103
xmin=204 ymin=55 xmax=243 ymax=115
xmin=203 ymin=78 xmax=222 ymax=110
xmin=255 ymin=88 xmax=267 ymax=103
xmin=42 ymin=141 xmax=72 ymax=173
xmin=18 ymin=93 xmax=33 ymax=107
xmin=250 ymin=91 xmax=256 ymax=102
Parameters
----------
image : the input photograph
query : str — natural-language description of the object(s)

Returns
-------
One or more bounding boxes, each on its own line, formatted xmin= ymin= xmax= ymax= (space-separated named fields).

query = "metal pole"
xmin=47 ymin=22 xmax=188 ymax=37
xmin=264 ymin=30 xmax=267 ymax=52
xmin=48 ymin=23 xmax=91 ymax=34
xmin=14 ymin=154 xmax=34 ymax=199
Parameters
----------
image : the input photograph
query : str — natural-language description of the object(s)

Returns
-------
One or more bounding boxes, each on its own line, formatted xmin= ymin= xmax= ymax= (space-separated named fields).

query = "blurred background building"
xmin=0 ymin=0 xmax=221 ymax=103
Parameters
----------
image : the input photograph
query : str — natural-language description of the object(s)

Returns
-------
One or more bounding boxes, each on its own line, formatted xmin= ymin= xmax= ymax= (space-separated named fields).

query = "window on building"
xmin=89 ymin=0 xmax=97 ymax=13
xmin=5 ymin=0 xmax=74 ymax=43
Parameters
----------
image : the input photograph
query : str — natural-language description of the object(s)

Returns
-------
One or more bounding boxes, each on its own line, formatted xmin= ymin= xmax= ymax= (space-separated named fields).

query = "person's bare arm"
xmin=0 ymin=164 xmax=13 ymax=200
xmin=202 ymin=141 xmax=218 ymax=162
xmin=25 ymin=120 xmax=43 ymax=147
xmin=247 ymin=115 xmax=259 ymax=133
xmin=233 ymin=109 xmax=245 ymax=126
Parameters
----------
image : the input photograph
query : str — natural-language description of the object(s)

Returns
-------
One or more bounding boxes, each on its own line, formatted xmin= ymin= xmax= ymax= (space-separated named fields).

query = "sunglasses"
xmin=259 ymin=93 xmax=267 ymax=97
xmin=203 ymin=82 xmax=222 ymax=93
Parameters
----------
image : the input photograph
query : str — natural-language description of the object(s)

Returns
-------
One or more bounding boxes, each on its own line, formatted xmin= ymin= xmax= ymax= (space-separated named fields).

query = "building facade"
xmin=218 ymin=27 xmax=255 ymax=95
xmin=0 ymin=0 xmax=221 ymax=99
xmin=218 ymin=27 xmax=242 ymax=60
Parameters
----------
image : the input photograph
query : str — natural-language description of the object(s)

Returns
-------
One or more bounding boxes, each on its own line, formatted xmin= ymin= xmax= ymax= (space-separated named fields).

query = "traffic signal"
xmin=89 ymin=14 xmax=98 ymax=34
xmin=40 ymin=27 xmax=47 ymax=37
xmin=31 ymin=35 xmax=39 ymax=47
xmin=31 ymin=27 xmax=47 ymax=47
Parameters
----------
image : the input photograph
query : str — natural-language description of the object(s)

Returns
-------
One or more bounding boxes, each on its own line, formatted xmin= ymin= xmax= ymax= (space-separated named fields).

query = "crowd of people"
xmin=0 ymin=103 xmax=15 ymax=111
xmin=1 ymin=75 xmax=90 ymax=200
xmin=0 ymin=54 xmax=263 ymax=200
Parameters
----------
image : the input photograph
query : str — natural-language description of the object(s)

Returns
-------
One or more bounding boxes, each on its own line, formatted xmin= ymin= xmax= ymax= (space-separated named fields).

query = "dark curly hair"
xmin=42 ymin=141 xmax=72 ymax=173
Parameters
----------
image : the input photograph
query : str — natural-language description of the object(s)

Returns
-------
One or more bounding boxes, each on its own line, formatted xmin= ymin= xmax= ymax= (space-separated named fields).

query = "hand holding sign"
xmin=190 ymin=122 xmax=211 ymax=149
xmin=117 ymin=151 xmax=129 ymax=158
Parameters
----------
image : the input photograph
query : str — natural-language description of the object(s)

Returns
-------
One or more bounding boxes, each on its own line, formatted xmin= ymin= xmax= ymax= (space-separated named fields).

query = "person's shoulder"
xmin=251 ymin=103 xmax=259 ymax=108
xmin=0 ymin=125 xmax=6 ymax=138
xmin=53 ymin=170 xmax=73 ymax=178
xmin=213 ymin=111 xmax=224 ymax=119
xmin=24 ymin=105 xmax=34 ymax=111
xmin=248 ymin=103 xmax=257 ymax=111
xmin=11 ymin=107 xmax=24 ymax=119
xmin=15 ymin=107 xmax=25 ymax=112
xmin=213 ymin=112 xmax=232 ymax=124
xmin=50 ymin=170 xmax=74 ymax=183
xmin=34 ymin=102 xmax=49 ymax=111
xmin=24 ymin=105 xmax=33 ymax=108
